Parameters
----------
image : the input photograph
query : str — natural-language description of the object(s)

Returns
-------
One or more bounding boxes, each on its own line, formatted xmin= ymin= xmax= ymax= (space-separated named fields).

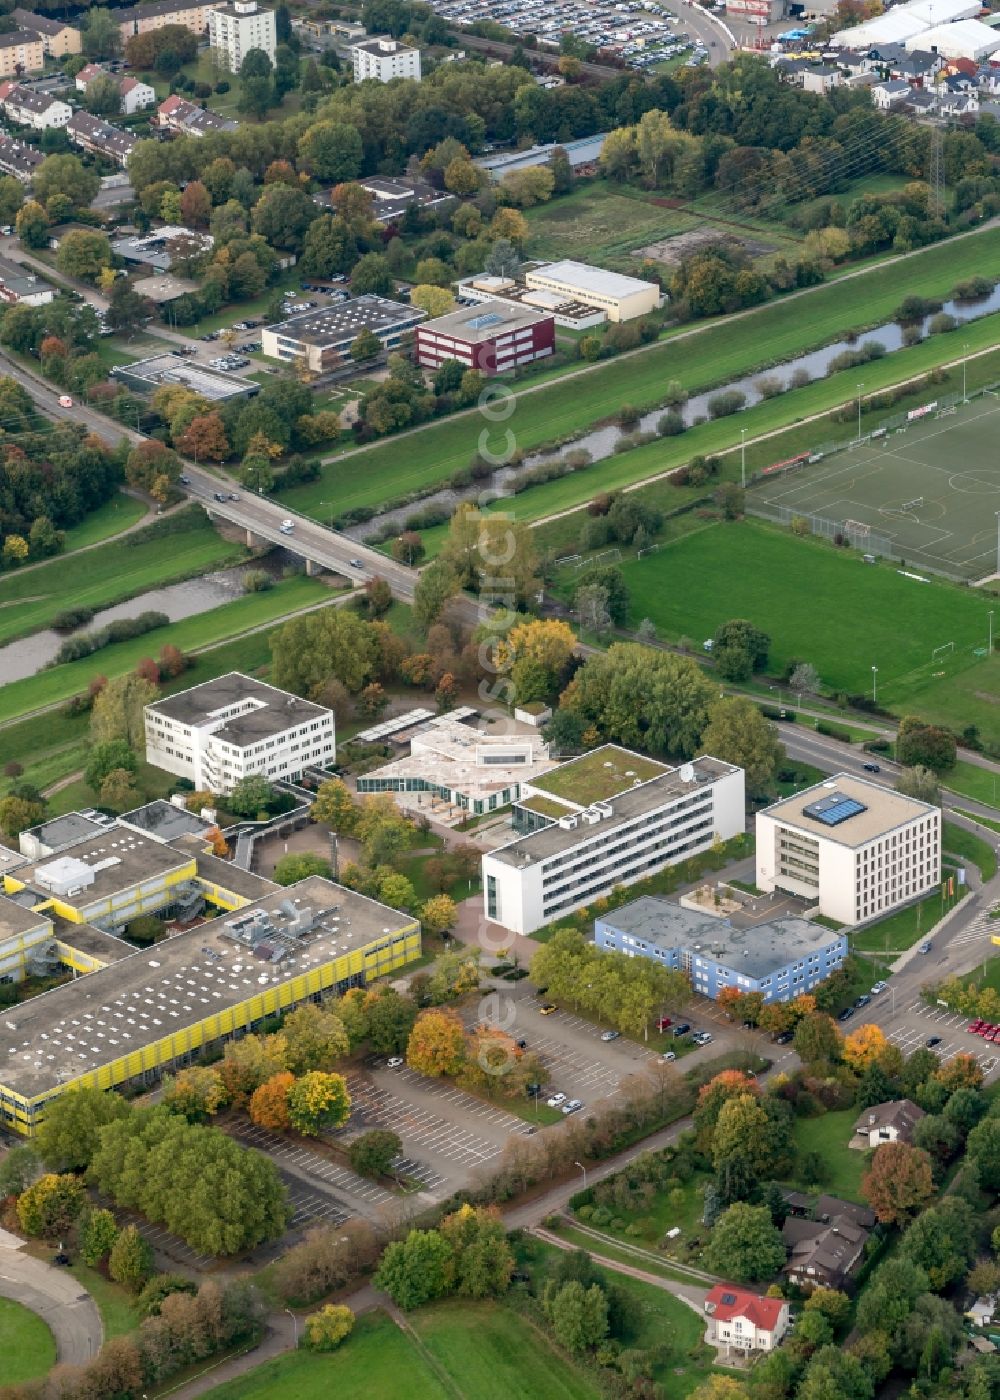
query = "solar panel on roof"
xmin=802 ymin=792 xmax=867 ymax=827
xmin=468 ymin=311 xmax=505 ymax=329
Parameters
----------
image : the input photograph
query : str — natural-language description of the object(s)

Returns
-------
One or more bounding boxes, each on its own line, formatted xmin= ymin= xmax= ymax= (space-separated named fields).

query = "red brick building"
xmin=415 ymin=301 xmax=555 ymax=378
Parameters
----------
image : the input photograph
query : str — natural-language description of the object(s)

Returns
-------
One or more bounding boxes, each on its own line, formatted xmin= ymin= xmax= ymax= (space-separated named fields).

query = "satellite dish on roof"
xmin=680 ymin=764 xmax=695 ymax=782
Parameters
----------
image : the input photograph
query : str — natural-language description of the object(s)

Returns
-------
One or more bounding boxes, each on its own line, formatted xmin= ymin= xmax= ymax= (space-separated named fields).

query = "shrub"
xmin=304 ymin=1304 xmax=355 ymax=1350
xmin=707 ymin=390 xmax=747 ymax=419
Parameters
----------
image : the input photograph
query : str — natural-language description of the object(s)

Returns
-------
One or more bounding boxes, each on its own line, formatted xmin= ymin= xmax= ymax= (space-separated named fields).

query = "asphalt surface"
xmin=0 ymin=1228 xmax=102 ymax=1365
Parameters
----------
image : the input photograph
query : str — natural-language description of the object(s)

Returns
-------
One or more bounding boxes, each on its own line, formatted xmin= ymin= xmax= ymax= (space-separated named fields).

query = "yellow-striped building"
xmin=0 ymin=868 xmax=420 ymax=1136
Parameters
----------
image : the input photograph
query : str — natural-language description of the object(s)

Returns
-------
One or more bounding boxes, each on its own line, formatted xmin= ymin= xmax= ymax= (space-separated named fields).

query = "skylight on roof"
xmin=802 ymin=792 xmax=868 ymax=827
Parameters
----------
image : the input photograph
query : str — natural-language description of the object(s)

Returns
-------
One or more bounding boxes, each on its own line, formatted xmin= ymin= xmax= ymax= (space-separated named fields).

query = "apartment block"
xmin=208 ymin=0 xmax=276 ymax=72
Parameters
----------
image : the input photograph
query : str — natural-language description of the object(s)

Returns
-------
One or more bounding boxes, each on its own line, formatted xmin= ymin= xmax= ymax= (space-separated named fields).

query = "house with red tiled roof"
xmin=704 ymin=1285 xmax=791 ymax=1355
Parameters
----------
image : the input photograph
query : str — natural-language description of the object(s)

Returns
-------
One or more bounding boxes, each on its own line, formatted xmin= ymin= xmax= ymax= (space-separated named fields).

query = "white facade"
xmin=482 ymin=750 xmax=745 ymax=936
xmin=121 ymin=77 xmax=156 ymax=113
xmin=0 ymin=85 xmax=71 ymax=130
xmin=756 ymin=775 xmax=941 ymax=927
xmin=208 ymin=0 xmax=277 ymax=73
xmin=144 ymin=672 xmax=335 ymax=796
xmin=352 ymin=36 xmax=422 ymax=83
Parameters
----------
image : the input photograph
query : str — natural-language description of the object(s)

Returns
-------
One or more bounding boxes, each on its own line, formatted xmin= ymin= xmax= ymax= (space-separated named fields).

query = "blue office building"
xmin=594 ymin=896 xmax=848 ymax=1003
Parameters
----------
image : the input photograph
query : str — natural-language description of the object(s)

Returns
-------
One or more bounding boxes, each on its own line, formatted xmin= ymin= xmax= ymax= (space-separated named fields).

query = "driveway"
xmin=0 ymin=1228 xmax=102 ymax=1365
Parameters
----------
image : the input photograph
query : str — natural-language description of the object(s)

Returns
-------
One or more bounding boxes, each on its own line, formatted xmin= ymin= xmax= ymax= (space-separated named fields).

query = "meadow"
xmin=0 ymin=1299 xmax=56 ymax=1383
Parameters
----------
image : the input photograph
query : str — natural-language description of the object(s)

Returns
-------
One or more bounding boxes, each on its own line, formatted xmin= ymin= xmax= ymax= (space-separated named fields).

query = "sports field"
xmin=752 ymin=394 xmax=1000 ymax=580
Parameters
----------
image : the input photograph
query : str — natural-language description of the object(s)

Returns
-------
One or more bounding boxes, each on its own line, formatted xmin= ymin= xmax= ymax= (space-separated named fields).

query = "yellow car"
xmin=539 ymin=1003 xmax=557 ymax=1015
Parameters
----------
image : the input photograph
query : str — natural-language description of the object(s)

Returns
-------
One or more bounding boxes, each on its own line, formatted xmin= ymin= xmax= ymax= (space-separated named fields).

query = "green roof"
xmin=529 ymin=745 xmax=668 ymax=808
xmin=518 ymin=794 xmax=567 ymax=820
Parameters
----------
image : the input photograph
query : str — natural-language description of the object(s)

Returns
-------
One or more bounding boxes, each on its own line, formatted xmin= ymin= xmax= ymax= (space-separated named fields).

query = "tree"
xmin=896 ymin=716 xmax=956 ymax=771
xmin=349 ymin=1129 xmax=402 ymax=1179
xmin=299 ymin=121 xmax=363 ymax=183
xmin=420 ymin=894 xmax=458 ymax=936
xmin=413 ymin=558 xmax=460 ymax=630
xmin=101 ymin=766 xmax=140 ymax=811
xmin=843 ymin=1023 xmax=893 ymax=1073
xmin=273 ymin=852 xmax=333 ymax=886
xmin=792 ymin=1012 xmax=842 ymax=1067
xmin=239 ymin=73 xmax=274 ymax=119
xmin=162 ymin=1067 xmax=227 ymax=1123
xmin=410 ymin=284 xmax=455 ymax=319
xmin=90 ymin=673 xmax=158 ymax=749
xmin=283 ymin=1003 xmax=349 ymax=1075
xmin=79 ymin=1207 xmax=119 ymax=1268
xmin=251 ymin=184 xmax=317 ymax=251
xmin=34 ymin=155 xmax=99 ymax=210
xmin=789 ymin=662 xmax=820 ymax=694
xmin=899 ymin=1196 xmax=974 ymax=1289
xmin=0 ymin=794 xmax=45 ymax=839
xmin=543 ymin=1280 xmax=609 ymax=1352
xmin=712 ymin=619 xmax=771 ymax=682
xmin=700 ymin=697 xmax=784 ymax=796
xmin=0 ymin=175 xmax=22 ymax=228
xmin=364 ymin=988 xmax=417 ymax=1055
xmin=490 ymin=207 xmax=529 ymax=243
xmin=803 ymin=1287 xmax=851 ymax=1329
xmin=861 ymin=1141 xmax=934 ymax=1223
xmin=560 ymin=643 xmax=714 ymax=757
xmin=55 ymin=228 xmax=112 ymax=284
xmin=350 ymin=252 xmax=393 ymax=296
xmin=15 ymin=200 xmax=48 ymax=250
xmin=229 ymin=774 xmax=276 ymax=819
xmin=705 ymin=1203 xmax=786 ymax=1282
xmin=373 ymin=1228 xmax=452 ymax=1310
xmin=304 ymin=1303 xmax=354 ymax=1350
xmin=219 ymin=1034 xmax=288 ymax=1107
xmin=37 ymin=1086 xmax=129 ymax=1171
xmin=0 ymin=1146 xmax=39 ymax=1198
xmin=712 ymin=1094 xmax=774 ymax=1176
xmin=895 ymin=765 xmax=940 ymax=805
xmin=350 ymin=328 xmax=382 ymax=362
xmin=406 ymin=1008 xmax=466 ymax=1077
xmin=311 ymin=778 xmax=356 ymax=833
xmin=248 ymin=1072 xmax=295 ymax=1131
xmin=17 ymin=1173 xmax=85 ymax=1238
xmin=109 ymin=1224 xmax=154 ymax=1293
xmin=176 ymin=412 xmax=230 ymax=463
xmin=286 ymin=1071 xmax=351 ymax=1136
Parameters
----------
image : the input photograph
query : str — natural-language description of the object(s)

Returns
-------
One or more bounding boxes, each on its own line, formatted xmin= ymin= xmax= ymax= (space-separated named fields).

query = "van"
xmin=279 ymin=519 xmax=294 ymax=534
xmin=702 ymin=639 xmax=713 ymax=652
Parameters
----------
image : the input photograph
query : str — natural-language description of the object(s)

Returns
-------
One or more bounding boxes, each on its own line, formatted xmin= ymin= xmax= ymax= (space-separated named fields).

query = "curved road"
xmin=0 ymin=1229 xmax=102 ymax=1365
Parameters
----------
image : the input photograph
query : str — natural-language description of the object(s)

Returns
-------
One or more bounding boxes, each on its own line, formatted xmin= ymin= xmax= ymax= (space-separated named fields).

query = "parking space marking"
xmin=229 ymin=1122 xmax=395 ymax=1203
xmin=343 ymin=1074 xmax=521 ymax=1167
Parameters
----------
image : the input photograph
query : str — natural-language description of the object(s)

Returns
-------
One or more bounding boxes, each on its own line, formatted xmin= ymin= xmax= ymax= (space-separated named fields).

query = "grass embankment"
xmin=60 ymin=493 xmax=147 ymax=550
xmin=943 ymin=820 xmax=998 ymax=881
xmin=0 ymin=1298 xmax=56 ymax=1382
xmin=283 ymin=226 xmax=1000 ymax=525
xmin=0 ymin=511 xmax=243 ymax=647
xmin=852 ymin=888 xmax=961 ymax=956
xmin=68 ymin=1261 xmax=139 ymax=1340
xmin=0 ymin=575 xmax=331 ymax=725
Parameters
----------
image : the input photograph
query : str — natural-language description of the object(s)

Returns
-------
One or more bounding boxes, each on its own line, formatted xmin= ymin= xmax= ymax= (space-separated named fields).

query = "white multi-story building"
xmin=756 ymin=774 xmax=941 ymax=926
xmin=0 ymin=81 xmax=71 ymax=130
xmin=352 ymin=36 xmax=422 ymax=83
xmin=144 ymin=672 xmax=335 ymax=796
xmin=481 ymin=746 xmax=745 ymax=936
xmin=208 ymin=0 xmax=276 ymax=73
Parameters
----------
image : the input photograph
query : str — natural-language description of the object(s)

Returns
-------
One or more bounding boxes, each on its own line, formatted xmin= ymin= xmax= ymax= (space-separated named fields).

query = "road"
xmin=0 ymin=1228 xmax=102 ymax=1366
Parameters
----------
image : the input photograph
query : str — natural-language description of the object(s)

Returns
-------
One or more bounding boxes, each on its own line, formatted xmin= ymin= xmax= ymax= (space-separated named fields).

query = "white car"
xmin=386 ymin=1057 xmax=403 ymax=1069
xmin=58 ymin=395 xmax=73 ymax=408
xmin=561 ymin=1099 xmax=584 ymax=1115
xmin=547 ymin=1092 xmax=567 ymax=1108
xmin=279 ymin=519 xmax=294 ymax=534
xmin=661 ymin=1051 xmax=676 ymax=1062
xmin=871 ymin=980 xmax=888 ymax=995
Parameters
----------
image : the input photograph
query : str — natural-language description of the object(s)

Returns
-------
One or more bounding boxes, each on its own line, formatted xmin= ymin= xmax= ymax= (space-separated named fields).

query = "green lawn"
xmin=851 ymin=888 xmax=961 ymax=955
xmin=281 ymin=226 xmax=1000 ymax=527
xmin=0 ymin=575 xmax=330 ymax=724
xmin=67 ymin=1260 xmax=138 ymax=1340
xmin=180 ymin=265 xmax=304 ymax=338
xmin=60 ymin=493 xmax=147 ymax=551
xmin=411 ymin=1301 xmax=601 ymax=1400
xmin=0 ymin=511 xmax=242 ymax=647
xmin=0 ymin=1298 xmax=56 ymax=1382
xmin=524 ymin=183 xmax=698 ymax=268
xmin=945 ymin=759 xmax=1000 ymax=811
xmin=618 ymin=519 xmax=994 ymax=698
xmin=955 ymin=808 xmax=1000 ymax=835
xmin=785 ymin=1110 xmax=867 ymax=1203
xmin=943 ymin=820 xmax=998 ymax=881
xmin=574 ymin=1169 xmax=710 ymax=1254
xmin=203 ymin=1311 xmax=447 ymax=1400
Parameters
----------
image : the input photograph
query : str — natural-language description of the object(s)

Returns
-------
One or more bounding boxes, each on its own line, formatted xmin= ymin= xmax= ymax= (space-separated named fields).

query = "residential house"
xmin=0 ymin=29 xmax=44 ymax=78
xmin=872 ymin=78 xmax=913 ymax=107
xmin=154 ymin=94 xmax=238 ymax=136
xmin=117 ymin=0 xmax=220 ymax=43
xmin=120 ymin=76 xmax=156 ymax=112
xmin=67 ymin=112 xmax=139 ymax=169
xmin=905 ymin=87 xmax=939 ymax=113
xmin=802 ymin=65 xmax=842 ymax=93
xmin=0 ymin=131 xmax=43 ymax=183
xmin=0 ymin=254 xmax=54 ymax=306
xmin=75 ymin=62 xmax=108 ymax=92
xmin=939 ymin=89 xmax=979 ymax=115
xmin=889 ymin=49 xmax=940 ymax=83
xmin=782 ymin=1197 xmax=876 ymax=1292
xmin=704 ymin=1286 xmax=791 ymax=1355
xmin=10 ymin=10 xmax=81 ymax=57
xmin=0 ymin=82 xmax=72 ymax=130
xmin=832 ymin=48 xmax=869 ymax=75
xmin=968 ymin=1296 xmax=997 ymax=1328
xmin=852 ymin=1098 xmax=926 ymax=1148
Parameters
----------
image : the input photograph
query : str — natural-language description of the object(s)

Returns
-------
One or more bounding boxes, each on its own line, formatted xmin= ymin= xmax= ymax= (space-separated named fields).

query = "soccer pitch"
xmin=752 ymin=394 xmax=1000 ymax=580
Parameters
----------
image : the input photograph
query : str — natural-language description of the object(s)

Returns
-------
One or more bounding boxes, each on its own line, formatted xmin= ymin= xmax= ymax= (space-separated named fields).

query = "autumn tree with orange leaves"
xmin=862 ymin=1141 xmax=935 ymax=1224
xmin=406 ymin=1009 xmax=466 ymax=1078
xmin=249 ymin=1072 xmax=295 ymax=1131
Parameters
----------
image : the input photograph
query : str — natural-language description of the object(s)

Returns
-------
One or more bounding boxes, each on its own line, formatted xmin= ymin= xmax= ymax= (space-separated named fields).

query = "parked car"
xmin=58 ymin=395 xmax=73 ymax=407
xmin=774 ymin=1030 xmax=794 ymax=1044
xmin=661 ymin=1051 xmax=676 ymax=1062
xmin=655 ymin=1016 xmax=672 ymax=1031
xmin=672 ymin=1022 xmax=691 ymax=1037
xmin=539 ymin=1003 xmax=557 ymax=1016
xmin=179 ymin=474 xmax=190 ymax=485
xmin=600 ymin=1030 xmax=620 ymax=1042
xmin=969 ymin=1020 xmax=985 ymax=1033
xmin=919 ymin=941 xmax=933 ymax=954
xmin=561 ymin=1099 xmax=584 ymax=1115
xmin=871 ymin=980 xmax=887 ymax=995
xmin=386 ymin=1057 xmax=403 ymax=1068
xmin=854 ymin=994 xmax=871 ymax=1008
xmin=837 ymin=1006 xmax=855 ymax=1022
xmin=926 ymin=1036 xmax=942 ymax=1048
xmin=547 ymin=1092 xmax=567 ymax=1108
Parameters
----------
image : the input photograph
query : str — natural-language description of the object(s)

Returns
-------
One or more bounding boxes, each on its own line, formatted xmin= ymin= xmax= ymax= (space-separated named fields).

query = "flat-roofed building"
xmin=352 ymin=35 xmax=421 ymax=82
xmin=0 ymin=875 xmax=421 ymax=1135
xmin=208 ymin=0 xmax=277 ymax=72
xmin=524 ymin=259 xmax=661 ymax=323
xmin=145 ymin=672 xmax=335 ymax=794
xmin=0 ymin=30 xmax=44 ymax=77
xmin=261 ymin=295 xmax=423 ymax=374
xmin=415 ymin=300 xmax=555 ymax=377
xmin=10 ymin=10 xmax=81 ymax=56
xmin=19 ymin=812 xmax=113 ymax=861
xmin=482 ymin=745 xmax=745 ymax=935
xmin=111 ymin=225 xmax=213 ymax=272
xmin=356 ymin=714 xmax=555 ymax=823
xmin=756 ymin=775 xmax=941 ymax=926
xmin=110 ymin=353 xmax=259 ymax=403
xmin=595 ymin=897 xmax=848 ymax=1002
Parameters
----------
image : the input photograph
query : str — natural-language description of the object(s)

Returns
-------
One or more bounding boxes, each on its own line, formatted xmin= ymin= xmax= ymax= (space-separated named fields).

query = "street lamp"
xmin=857 ymin=383 xmax=864 ymax=441
xmin=740 ymin=427 xmax=747 ymax=489
xmin=284 ymin=1308 xmax=298 ymax=1347
xmin=573 ymin=1160 xmax=587 ymax=1190
xmin=989 ymin=609 xmax=994 ymax=658
xmin=963 ymin=343 xmax=969 ymax=402
xmin=871 ymin=664 xmax=878 ymax=703
xmin=319 ymin=499 xmax=335 ymax=530
xmin=995 ymin=512 xmax=1000 ymax=579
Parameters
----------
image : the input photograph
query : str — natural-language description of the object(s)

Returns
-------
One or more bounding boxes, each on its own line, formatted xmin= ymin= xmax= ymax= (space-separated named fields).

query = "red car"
xmin=969 ymin=1020 xmax=984 ymax=1033
xmin=980 ymin=1024 xmax=997 ymax=1037
xmin=656 ymin=1017 xmax=672 ymax=1031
